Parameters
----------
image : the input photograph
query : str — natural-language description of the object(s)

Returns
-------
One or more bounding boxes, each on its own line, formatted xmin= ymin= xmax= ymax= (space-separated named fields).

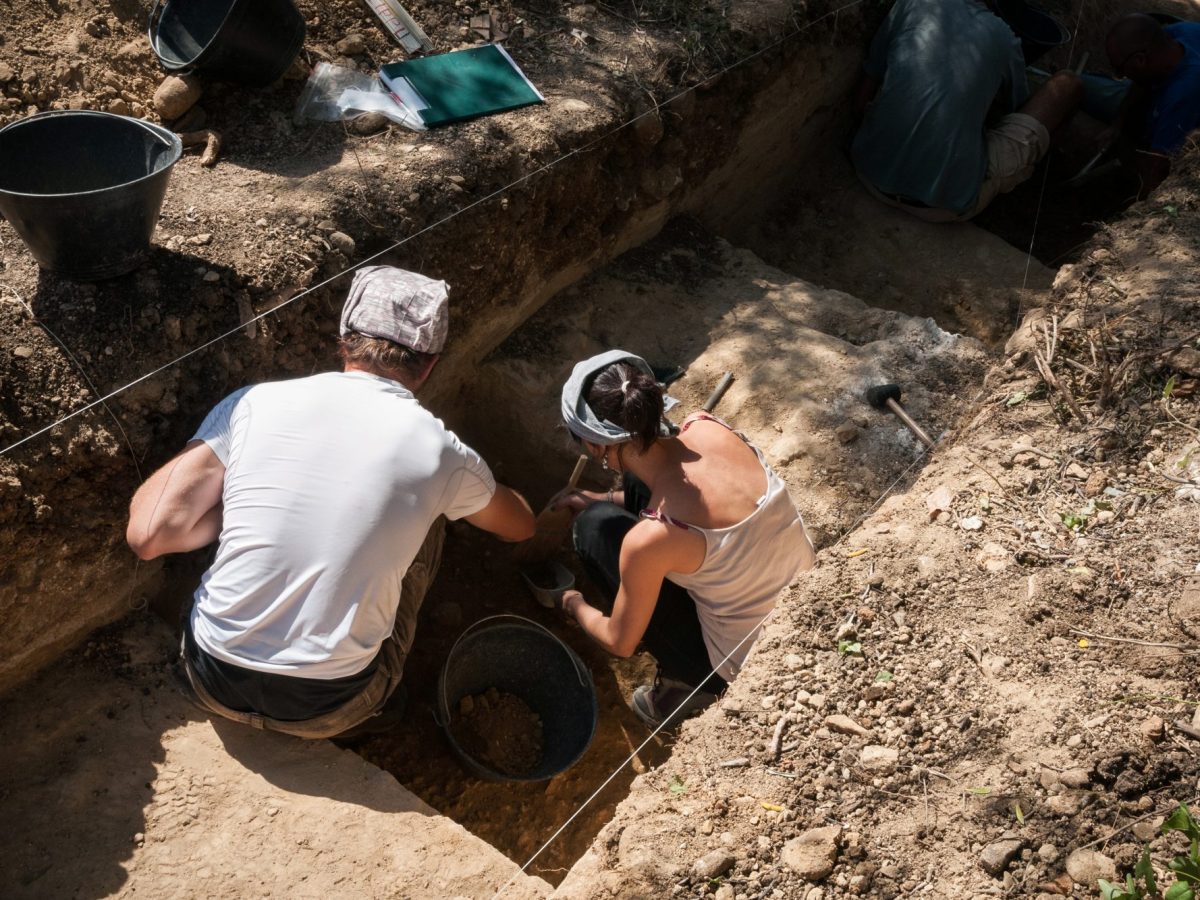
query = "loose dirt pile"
xmin=555 ymin=155 xmax=1200 ymax=899
xmin=456 ymin=687 xmax=546 ymax=778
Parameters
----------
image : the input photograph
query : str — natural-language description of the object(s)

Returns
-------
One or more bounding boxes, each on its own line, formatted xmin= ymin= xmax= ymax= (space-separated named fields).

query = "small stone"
xmin=153 ymin=74 xmax=202 ymax=121
xmin=255 ymin=218 xmax=269 ymax=229
xmin=329 ymin=231 xmax=356 ymax=256
xmin=266 ymin=806 xmax=280 ymax=817
xmin=835 ymin=422 xmax=860 ymax=445
xmin=825 ymin=715 xmax=873 ymax=740
xmin=190 ymin=233 xmax=213 ymax=246
xmin=1065 ymin=849 xmax=1116 ymax=886
xmin=106 ymin=98 xmax=131 ymax=116
xmin=1065 ymin=733 xmax=1083 ymax=748
xmin=336 ymin=33 xmax=368 ymax=55
xmin=133 ymin=832 xmax=144 ymax=843
xmin=714 ymin=886 xmax=734 ymax=900
xmin=1140 ymin=715 xmax=1166 ymax=742
xmin=349 ymin=112 xmax=389 ymax=135
xmin=1045 ymin=792 xmax=1085 ymax=816
xmin=1084 ymin=470 xmax=1108 ymax=497
xmin=1037 ymin=843 xmax=1058 ymax=863
xmin=979 ymin=839 xmax=1023 ymax=877
xmin=0 ymin=62 xmax=14 ymax=84
xmin=202 ymin=270 xmax=220 ymax=283
xmin=1065 ymin=462 xmax=1089 ymax=480
xmin=693 ymin=849 xmax=736 ymax=880
xmin=13 ymin=346 xmax=34 ymax=359
xmin=860 ymin=745 xmax=898 ymax=773
xmin=699 ymin=820 xmax=714 ymax=836
xmin=1132 ymin=818 xmax=1163 ymax=842
xmin=164 ymin=316 xmax=182 ymax=342
xmin=781 ymin=824 xmax=841 ymax=882
xmin=1059 ymin=768 xmax=1090 ymax=789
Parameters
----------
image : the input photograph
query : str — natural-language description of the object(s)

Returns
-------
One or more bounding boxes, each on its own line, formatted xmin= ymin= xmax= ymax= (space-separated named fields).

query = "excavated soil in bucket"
xmin=345 ymin=527 xmax=669 ymax=885
xmin=454 ymin=688 xmax=545 ymax=778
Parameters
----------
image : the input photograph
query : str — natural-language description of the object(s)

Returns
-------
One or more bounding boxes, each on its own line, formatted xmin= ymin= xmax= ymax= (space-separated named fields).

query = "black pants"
xmin=571 ymin=474 xmax=727 ymax=694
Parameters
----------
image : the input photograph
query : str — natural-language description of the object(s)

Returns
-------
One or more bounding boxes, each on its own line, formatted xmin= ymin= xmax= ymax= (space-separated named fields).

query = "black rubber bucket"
xmin=149 ymin=0 xmax=306 ymax=87
xmin=1013 ymin=4 xmax=1071 ymax=63
xmin=438 ymin=615 xmax=598 ymax=783
xmin=0 ymin=111 xmax=181 ymax=281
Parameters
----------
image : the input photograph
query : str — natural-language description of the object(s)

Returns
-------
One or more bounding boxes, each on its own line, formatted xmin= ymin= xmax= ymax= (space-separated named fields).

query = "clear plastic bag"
xmin=293 ymin=62 xmax=425 ymax=131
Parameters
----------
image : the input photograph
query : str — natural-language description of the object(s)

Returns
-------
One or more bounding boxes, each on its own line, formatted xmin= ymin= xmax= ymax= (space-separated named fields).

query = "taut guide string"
xmin=0 ymin=0 xmax=867 ymax=461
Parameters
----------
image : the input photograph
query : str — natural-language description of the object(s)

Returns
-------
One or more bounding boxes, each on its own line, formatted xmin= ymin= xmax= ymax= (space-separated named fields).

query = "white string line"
xmin=1019 ymin=0 xmax=1091 ymax=295
xmin=0 ymin=0 xmax=866 ymax=462
xmin=490 ymin=445 xmax=931 ymax=899
xmin=0 ymin=286 xmax=143 ymax=482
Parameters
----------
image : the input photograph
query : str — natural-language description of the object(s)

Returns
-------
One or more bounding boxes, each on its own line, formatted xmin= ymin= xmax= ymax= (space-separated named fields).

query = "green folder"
xmin=379 ymin=44 xmax=544 ymax=128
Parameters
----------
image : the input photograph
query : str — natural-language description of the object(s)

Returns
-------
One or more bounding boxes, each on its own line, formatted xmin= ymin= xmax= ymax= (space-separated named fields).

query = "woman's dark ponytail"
xmin=586 ymin=362 xmax=664 ymax=449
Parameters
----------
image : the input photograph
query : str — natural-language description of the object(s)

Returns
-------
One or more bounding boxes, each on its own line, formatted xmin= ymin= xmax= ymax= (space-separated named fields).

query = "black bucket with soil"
xmin=0 ymin=112 xmax=182 ymax=280
xmin=149 ymin=0 xmax=306 ymax=87
xmin=438 ymin=615 xmax=598 ymax=782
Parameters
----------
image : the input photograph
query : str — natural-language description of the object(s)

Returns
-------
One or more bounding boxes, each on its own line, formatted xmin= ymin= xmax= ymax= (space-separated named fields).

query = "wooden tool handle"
xmin=566 ymin=454 xmax=588 ymax=490
xmin=703 ymin=372 xmax=735 ymax=412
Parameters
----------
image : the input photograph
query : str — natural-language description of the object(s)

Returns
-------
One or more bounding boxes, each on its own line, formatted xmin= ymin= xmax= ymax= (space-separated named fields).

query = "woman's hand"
xmin=548 ymin=488 xmax=606 ymax=516
xmin=559 ymin=588 xmax=584 ymax=618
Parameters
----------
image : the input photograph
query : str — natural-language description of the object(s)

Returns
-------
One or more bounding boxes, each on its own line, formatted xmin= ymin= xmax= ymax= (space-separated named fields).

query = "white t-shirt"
xmin=189 ymin=371 xmax=495 ymax=679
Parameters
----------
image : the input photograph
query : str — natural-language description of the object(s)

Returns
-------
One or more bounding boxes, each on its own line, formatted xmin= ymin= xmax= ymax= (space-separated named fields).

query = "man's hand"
xmin=127 ymin=441 xmax=225 ymax=560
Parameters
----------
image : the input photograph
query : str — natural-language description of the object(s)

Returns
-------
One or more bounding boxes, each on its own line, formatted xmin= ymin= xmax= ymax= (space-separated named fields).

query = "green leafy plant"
xmin=1099 ymin=803 xmax=1200 ymax=900
xmin=668 ymin=775 xmax=687 ymax=795
xmin=837 ymin=639 xmax=863 ymax=657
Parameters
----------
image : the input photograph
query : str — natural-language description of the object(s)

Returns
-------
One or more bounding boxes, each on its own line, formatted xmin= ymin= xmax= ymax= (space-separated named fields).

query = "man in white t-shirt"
xmin=126 ymin=266 xmax=535 ymax=739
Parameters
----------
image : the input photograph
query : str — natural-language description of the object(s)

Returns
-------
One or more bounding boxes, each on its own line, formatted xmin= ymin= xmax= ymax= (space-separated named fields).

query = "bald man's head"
xmin=1107 ymin=13 xmax=1180 ymax=81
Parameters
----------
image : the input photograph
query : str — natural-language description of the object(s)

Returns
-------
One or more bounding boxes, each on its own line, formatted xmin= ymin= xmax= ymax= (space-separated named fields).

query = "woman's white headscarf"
xmin=560 ymin=349 xmax=677 ymax=446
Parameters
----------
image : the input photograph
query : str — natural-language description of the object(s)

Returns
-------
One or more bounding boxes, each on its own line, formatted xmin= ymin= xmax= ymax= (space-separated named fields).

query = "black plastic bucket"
xmin=438 ymin=616 xmax=598 ymax=782
xmin=0 ymin=112 xmax=181 ymax=281
xmin=149 ymin=0 xmax=306 ymax=87
xmin=1013 ymin=4 xmax=1071 ymax=63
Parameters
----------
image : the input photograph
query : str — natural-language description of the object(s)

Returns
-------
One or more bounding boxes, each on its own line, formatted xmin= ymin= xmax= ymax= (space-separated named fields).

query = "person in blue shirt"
xmin=852 ymin=0 xmax=1082 ymax=221
xmin=1104 ymin=14 xmax=1200 ymax=196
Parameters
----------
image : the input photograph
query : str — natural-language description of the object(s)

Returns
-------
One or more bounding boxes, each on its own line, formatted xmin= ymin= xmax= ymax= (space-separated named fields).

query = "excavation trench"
xmin=343 ymin=168 xmax=1059 ymax=881
xmin=0 ymin=0 xmax=1147 ymax=888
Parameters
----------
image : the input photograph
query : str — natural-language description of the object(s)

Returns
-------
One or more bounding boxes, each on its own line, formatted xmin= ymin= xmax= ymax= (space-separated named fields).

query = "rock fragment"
xmin=692 ymin=849 xmax=735 ymax=880
xmin=336 ymin=33 xmax=368 ymax=55
xmin=1065 ymin=849 xmax=1116 ymax=886
xmin=781 ymin=824 xmax=841 ymax=881
xmin=824 ymin=714 xmax=873 ymax=740
xmin=1140 ymin=715 xmax=1166 ymax=742
xmin=329 ymin=231 xmax=356 ymax=256
xmin=834 ymin=422 xmax=860 ymax=444
xmin=979 ymin=839 xmax=1023 ymax=877
xmin=153 ymin=74 xmax=202 ymax=121
xmin=860 ymin=745 xmax=898 ymax=773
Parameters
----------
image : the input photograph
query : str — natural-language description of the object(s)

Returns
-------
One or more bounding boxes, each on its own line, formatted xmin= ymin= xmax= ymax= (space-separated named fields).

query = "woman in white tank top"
xmin=555 ymin=350 xmax=816 ymax=726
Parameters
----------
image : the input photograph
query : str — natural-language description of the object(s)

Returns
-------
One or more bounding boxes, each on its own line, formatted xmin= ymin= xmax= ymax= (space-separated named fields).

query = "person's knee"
xmin=572 ymin=502 xmax=622 ymax=549
xmin=1047 ymin=71 xmax=1085 ymax=106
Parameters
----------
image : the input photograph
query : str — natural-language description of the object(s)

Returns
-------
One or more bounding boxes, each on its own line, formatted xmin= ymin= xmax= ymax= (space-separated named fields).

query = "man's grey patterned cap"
xmin=340 ymin=266 xmax=449 ymax=353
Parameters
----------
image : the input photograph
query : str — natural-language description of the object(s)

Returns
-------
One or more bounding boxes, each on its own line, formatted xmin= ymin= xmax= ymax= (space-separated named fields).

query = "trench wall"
xmin=0 ymin=21 xmax=866 ymax=694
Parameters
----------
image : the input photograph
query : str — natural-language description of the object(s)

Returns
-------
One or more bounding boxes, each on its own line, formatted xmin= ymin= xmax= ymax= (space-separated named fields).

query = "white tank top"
xmin=645 ymin=418 xmax=815 ymax=681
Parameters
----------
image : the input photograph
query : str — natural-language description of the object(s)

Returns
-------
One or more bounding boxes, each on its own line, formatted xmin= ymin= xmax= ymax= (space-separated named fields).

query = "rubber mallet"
xmin=864 ymin=383 xmax=936 ymax=449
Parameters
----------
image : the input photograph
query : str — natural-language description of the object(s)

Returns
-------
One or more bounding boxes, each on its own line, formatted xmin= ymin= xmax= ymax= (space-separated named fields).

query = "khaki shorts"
xmin=180 ymin=518 xmax=446 ymax=740
xmin=862 ymin=112 xmax=1052 ymax=222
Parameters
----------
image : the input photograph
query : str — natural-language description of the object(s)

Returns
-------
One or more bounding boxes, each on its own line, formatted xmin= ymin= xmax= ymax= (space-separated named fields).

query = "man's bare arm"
xmin=463 ymin=484 xmax=536 ymax=543
xmin=127 ymin=440 xmax=225 ymax=560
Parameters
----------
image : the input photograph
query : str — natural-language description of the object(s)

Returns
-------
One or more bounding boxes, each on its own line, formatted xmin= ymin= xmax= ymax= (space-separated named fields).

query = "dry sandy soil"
xmin=3 ymin=0 xmax=1200 ymax=898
